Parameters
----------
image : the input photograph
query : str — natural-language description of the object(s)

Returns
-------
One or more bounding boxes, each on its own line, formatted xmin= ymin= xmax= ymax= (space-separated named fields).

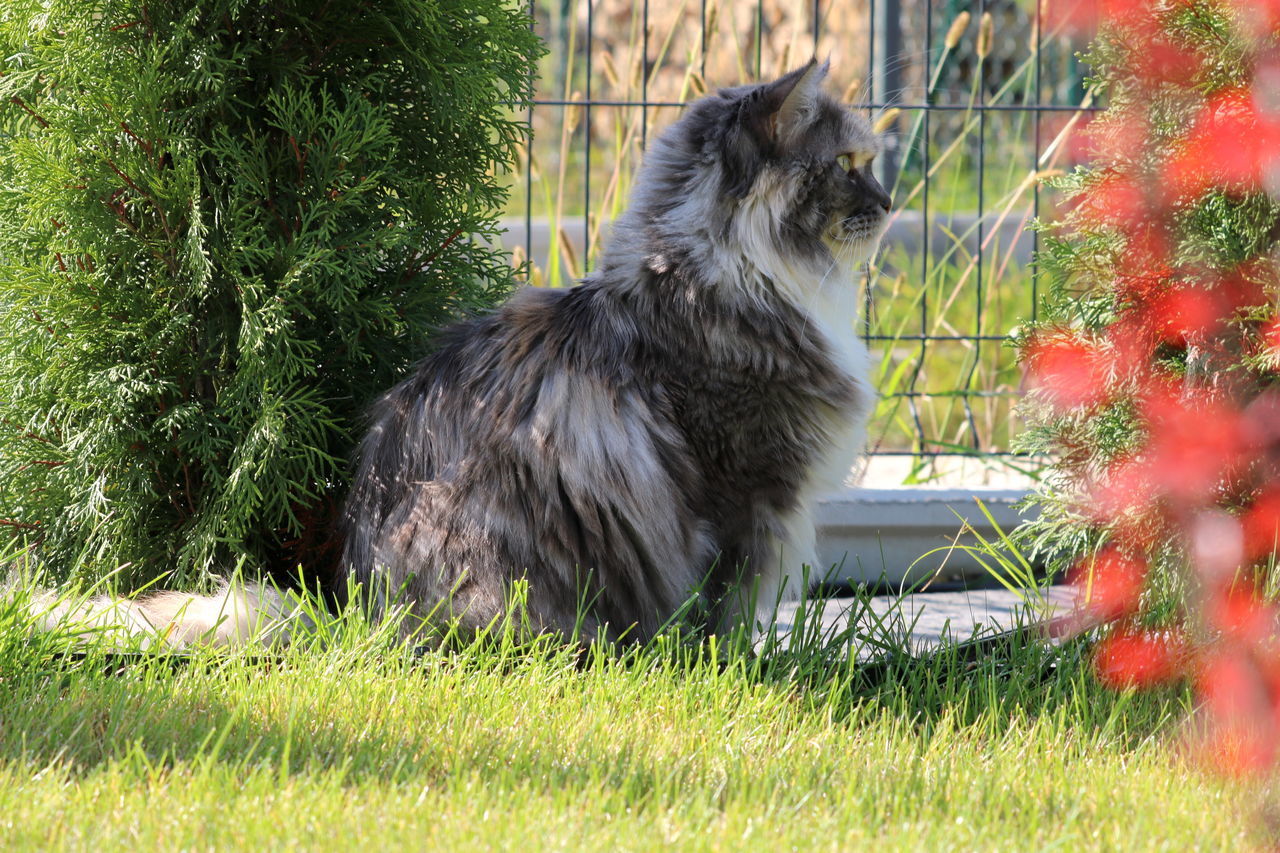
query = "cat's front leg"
xmin=718 ymin=504 xmax=821 ymax=634
xmin=758 ymin=503 xmax=822 ymax=618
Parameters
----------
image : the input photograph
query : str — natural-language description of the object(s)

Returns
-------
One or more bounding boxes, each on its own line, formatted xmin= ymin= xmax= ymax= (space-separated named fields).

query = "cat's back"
xmin=340 ymin=280 xmax=706 ymax=616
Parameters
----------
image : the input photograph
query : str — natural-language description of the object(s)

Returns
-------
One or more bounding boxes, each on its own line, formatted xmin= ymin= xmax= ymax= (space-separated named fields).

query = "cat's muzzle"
xmin=835 ymin=209 xmax=890 ymax=244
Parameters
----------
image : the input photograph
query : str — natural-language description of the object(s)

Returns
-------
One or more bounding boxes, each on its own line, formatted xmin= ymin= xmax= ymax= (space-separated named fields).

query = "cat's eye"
xmin=836 ymin=152 xmax=872 ymax=174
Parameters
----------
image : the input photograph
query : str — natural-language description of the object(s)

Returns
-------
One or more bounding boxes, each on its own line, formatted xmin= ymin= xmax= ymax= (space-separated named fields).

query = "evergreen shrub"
xmin=0 ymin=1 xmax=543 ymax=586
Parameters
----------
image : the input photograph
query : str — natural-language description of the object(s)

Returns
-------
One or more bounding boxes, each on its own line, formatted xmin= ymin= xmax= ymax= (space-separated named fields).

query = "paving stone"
xmin=771 ymin=586 xmax=1078 ymax=657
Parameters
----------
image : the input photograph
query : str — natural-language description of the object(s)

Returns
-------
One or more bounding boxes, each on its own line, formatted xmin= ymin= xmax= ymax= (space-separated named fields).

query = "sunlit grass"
xmin=0 ymin=577 xmax=1259 ymax=850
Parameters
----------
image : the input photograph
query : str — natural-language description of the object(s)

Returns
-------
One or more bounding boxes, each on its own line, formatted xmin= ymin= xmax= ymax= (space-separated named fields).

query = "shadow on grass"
xmin=0 ymin=563 xmax=1196 ymax=794
xmin=0 ymin=614 xmax=1186 ymax=797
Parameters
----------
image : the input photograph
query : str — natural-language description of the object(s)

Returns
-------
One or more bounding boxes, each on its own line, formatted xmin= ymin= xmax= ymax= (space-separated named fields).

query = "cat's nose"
xmin=860 ymin=170 xmax=892 ymax=213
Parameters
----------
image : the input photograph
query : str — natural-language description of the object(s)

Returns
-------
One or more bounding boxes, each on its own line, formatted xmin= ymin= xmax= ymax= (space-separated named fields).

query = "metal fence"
xmin=505 ymin=0 xmax=1099 ymax=487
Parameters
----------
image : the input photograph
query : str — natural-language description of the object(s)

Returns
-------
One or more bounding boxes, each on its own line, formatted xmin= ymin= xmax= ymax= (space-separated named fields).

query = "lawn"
xmin=0 ymin=592 xmax=1257 ymax=850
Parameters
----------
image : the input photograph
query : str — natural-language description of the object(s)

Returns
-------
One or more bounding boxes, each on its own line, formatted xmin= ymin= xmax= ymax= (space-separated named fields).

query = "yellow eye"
xmin=836 ymin=153 xmax=852 ymax=172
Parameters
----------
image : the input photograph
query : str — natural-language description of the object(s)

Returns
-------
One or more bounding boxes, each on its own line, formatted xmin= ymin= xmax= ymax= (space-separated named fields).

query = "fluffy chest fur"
xmin=646 ymin=267 xmax=868 ymax=508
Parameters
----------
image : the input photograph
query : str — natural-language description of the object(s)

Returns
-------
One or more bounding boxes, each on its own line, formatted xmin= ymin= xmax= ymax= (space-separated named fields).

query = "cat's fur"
xmin=18 ymin=61 xmax=889 ymax=648
xmin=340 ymin=60 xmax=889 ymax=643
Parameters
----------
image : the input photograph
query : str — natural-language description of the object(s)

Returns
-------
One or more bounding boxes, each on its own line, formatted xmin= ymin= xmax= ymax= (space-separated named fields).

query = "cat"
xmin=20 ymin=60 xmax=890 ymax=648
xmin=339 ymin=59 xmax=889 ymax=644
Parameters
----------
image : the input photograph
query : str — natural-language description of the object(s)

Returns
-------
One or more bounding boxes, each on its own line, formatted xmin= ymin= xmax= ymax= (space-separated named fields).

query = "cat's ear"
xmin=759 ymin=59 xmax=829 ymax=145
xmin=722 ymin=60 xmax=829 ymax=197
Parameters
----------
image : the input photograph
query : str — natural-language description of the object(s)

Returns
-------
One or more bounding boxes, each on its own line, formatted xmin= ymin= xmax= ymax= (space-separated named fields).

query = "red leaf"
xmin=1123 ymin=28 xmax=1205 ymax=86
xmin=1195 ymin=719 xmax=1277 ymax=778
xmin=1114 ymin=225 xmax=1173 ymax=279
xmin=1024 ymin=333 xmax=1107 ymax=410
xmin=1194 ymin=650 xmax=1277 ymax=776
xmin=1141 ymin=393 xmax=1256 ymax=504
xmin=1070 ymin=547 xmax=1148 ymax=622
xmin=1088 ymin=457 xmax=1156 ymax=520
xmin=1164 ymin=89 xmax=1280 ymax=199
xmin=1199 ymin=650 xmax=1269 ymax=718
xmin=1147 ymin=285 xmax=1225 ymax=345
xmin=1074 ymin=173 xmax=1147 ymax=230
xmin=1227 ymin=0 xmax=1280 ymax=39
xmin=1242 ymin=491 xmax=1280 ymax=561
xmin=1207 ymin=587 xmax=1278 ymax=645
xmin=1094 ymin=628 xmax=1185 ymax=688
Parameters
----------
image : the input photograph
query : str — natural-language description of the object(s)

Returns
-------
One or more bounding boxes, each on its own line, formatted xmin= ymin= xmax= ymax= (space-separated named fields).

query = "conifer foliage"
xmin=0 ymin=1 xmax=543 ymax=585
xmin=1020 ymin=1 xmax=1280 ymax=771
xmin=1020 ymin=0 xmax=1280 ymax=572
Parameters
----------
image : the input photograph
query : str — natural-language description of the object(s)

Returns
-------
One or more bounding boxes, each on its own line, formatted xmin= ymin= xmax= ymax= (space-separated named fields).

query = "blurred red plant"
xmin=1024 ymin=332 xmax=1109 ymax=410
xmin=1023 ymin=0 xmax=1280 ymax=781
xmin=1095 ymin=628 xmax=1185 ymax=688
xmin=1071 ymin=547 xmax=1149 ymax=622
xmin=1165 ymin=89 xmax=1280 ymax=199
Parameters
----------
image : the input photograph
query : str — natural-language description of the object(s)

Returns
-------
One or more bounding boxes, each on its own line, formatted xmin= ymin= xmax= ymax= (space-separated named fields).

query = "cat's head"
xmin=631 ymin=60 xmax=890 ymax=291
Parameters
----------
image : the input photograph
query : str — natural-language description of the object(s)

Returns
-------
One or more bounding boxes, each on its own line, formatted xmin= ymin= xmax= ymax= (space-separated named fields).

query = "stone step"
xmin=773 ymin=585 xmax=1075 ymax=658
xmin=814 ymin=487 xmax=1038 ymax=587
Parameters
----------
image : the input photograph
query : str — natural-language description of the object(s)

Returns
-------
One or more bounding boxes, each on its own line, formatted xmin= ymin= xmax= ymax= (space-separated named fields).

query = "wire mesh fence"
xmin=501 ymin=0 xmax=1101 ymax=487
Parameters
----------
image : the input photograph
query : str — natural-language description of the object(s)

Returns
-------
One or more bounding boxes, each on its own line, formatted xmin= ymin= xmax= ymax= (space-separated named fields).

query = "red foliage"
xmin=1074 ymin=173 xmax=1148 ymax=230
xmin=1164 ymin=89 xmax=1280 ymax=199
xmin=1146 ymin=285 xmax=1226 ymax=345
xmin=1028 ymin=0 xmax=1280 ymax=782
xmin=1195 ymin=717 xmax=1277 ymax=778
xmin=1226 ymin=0 xmax=1280 ymax=40
xmin=1141 ymin=393 xmax=1256 ymax=504
xmin=1094 ymin=628 xmax=1185 ymax=688
xmin=1120 ymin=27 xmax=1205 ymax=86
xmin=1044 ymin=0 xmax=1153 ymax=37
xmin=1198 ymin=650 xmax=1265 ymax=719
xmin=1242 ymin=490 xmax=1280 ymax=560
xmin=1024 ymin=333 xmax=1109 ymax=410
xmin=1070 ymin=547 xmax=1148 ymax=621
xmin=1207 ymin=586 xmax=1278 ymax=645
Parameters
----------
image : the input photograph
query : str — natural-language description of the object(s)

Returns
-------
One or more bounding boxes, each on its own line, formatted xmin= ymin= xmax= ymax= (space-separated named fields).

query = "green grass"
xmin=0 ymin=583 xmax=1260 ymax=850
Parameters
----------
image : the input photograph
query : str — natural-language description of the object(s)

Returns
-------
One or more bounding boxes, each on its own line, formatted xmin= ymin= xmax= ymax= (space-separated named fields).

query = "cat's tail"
xmin=17 ymin=580 xmax=312 ymax=650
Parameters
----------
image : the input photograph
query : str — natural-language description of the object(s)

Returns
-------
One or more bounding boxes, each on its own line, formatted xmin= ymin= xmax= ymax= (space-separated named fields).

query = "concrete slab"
xmin=771 ymin=586 xmax=1076 ymax=658
xmin=813 ymin=487 xmax=1039 ymax=587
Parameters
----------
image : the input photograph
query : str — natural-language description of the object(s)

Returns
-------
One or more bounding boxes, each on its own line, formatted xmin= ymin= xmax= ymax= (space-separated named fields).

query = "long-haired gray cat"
xmin=341 ymin=59 xmax=888 ymax=643
xmin=22 ymin=61 xmax=889 ymax=648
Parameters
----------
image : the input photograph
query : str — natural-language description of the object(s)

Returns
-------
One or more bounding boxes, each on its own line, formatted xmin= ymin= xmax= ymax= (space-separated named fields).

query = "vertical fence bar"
xmin=756 ymin=0 xmax=764 ymax=77
xmin=525 ymin=0 xmax=536 ymax=270
xmin=641 ymin=0 xmax=649 ymax=151
xmin=1032 ymin=0 xmax=1043 ymax=324
xmin=866 ymin=0 xmax=875 ymax=105
xmin=864 ymin=0 xmax=876 ymax=345
xmin=811 ymin=0 xmax=820 ymax=56
xmin=871 ymin=0 xmax=902 ymax=190
xmin=954 ymin=0 xmax=989 ymax=454
xmin=913 ymin=0 xmax=934 ymax=467
xmin=699 ymin=0 xmax=707 ymax=79
xmin=584 ymin=0 xmax=593 ymax=273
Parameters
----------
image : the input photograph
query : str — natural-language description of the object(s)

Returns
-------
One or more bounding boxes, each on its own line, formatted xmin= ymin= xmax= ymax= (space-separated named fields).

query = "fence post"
xmin=872 ymin=0 xmax=904 ymax=191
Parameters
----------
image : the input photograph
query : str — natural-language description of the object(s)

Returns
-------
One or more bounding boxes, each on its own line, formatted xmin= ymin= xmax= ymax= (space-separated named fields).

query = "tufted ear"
xmin=761 ymin=59 xmax=829 ymax=144
xmin=722 ymin=59 xmax=831 ymax=197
